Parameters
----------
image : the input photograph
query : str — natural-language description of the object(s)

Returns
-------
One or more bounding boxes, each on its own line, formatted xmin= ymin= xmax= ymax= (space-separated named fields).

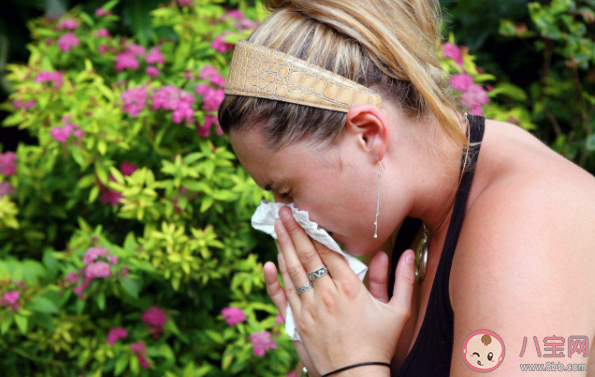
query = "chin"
xmin=329 ymin=233 xmax=367 ymax=256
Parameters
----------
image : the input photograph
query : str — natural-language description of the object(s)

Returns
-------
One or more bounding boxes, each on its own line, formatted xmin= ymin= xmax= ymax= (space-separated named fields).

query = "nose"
xmin=273 ymin=193 xmax=292 ymax=204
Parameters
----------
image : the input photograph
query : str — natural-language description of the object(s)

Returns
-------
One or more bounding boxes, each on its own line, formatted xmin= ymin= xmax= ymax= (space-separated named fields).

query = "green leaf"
xmin=96 ymin=291 xmax=106 ymax=311
xmin=200 ymin=196 xmax=214 ymax=213
xmin=30 ymin=296 xmax=60 ymax=314
xmin=14 ymin=314 xmax=28 ymax=334
xmin=205 ymin=330 xmax=224 ymax=344
xmin=115 ymin=354 xmax=129 ymax=376
xmin=586 ymin=134 xmax=595 ymax=151
xmin=1 ymin=316 xmax=13 ymax=335
xmin=89 ymin=185 xmax=100 ymax=203
xmin=121 ymin=277 xmax=141 ymax=298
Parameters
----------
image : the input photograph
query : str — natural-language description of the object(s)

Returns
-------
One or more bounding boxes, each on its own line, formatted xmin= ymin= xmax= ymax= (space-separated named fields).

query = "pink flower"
xmin=196 ymin=115 xmax=221 ymax=138
xmin=150 ymin=86 xmax=196 ymax=124
xmin=51 ymin=122 xmax=84 ymax=143
xmin=211 ymin=33 xmax=234 ymax=54
xmin=95 ymin=8 xmax=112 ymax=16
xmin=123 ymin=43 xmax=145 ymax=56
xmin=98 ymin=45 xmax=107 ymax=54
xmin=287 ymin=372 xmax=296 ymax=377
xmin=131 ymin=340 xmax=150 ymax=369
xmin=145 ymin=47 xmax=165 ymax=65
xmin=142 ymin=306 xmax=167 ymax=327
xmin=115 ymin=53 xmax=139 ymax=71
xmin=0 ymin=182 xmax=15 ymax=198
xmin=146 ymin=66 xmax=160 ymax=78
xmin=121 ymin=162 xmax=138 ymax=176
xmin=66 ymin=272 xmax=81 ymax=283
xmin=221 ymin=307 xmax=246 ymax=326
xmin=51 ymin=126 xmax=69 ymax=143
xmin=121 ymin=86 xmax=147 ymax=118
xmin=177 ymin=0 xmax=192 ymax=6
xmin=83 ymin=247 xmax=110 ymax=264
xmin=199 ymin=66 xmax=225 ymax=87
xmin=107 ymin=255 xmax=118 ymax=265
xmin=58 ymin=18 xmax=78 ymax=30
xmin=85 ymin=261 xmax=111 ymax=279
xmin=35 ymin=71 xmax=63 ymax=89
xmin=73 ymin=278 xmax=91 ymax=299
xmin=195 ymin=84 xmax=224 ymax=111
xmin=151 ymin=85 xmax=192 ymax=111
xmin=13 ymin=99 xmax=36 ymax=110
xmin=237 ymin=18 xmax=259 ymax=31
xmin=100 ymin=189 xmax=123 ymax=206
xmin=460 ymin=84 xmax=489 ymax=116
xmin=442 ymin=42 xmax=463 ymax=65
xmin=57 ymin=32 xmax=80 ymax=52
xmin=1 ymin=291 xmax=20 ymax=311
xmin=224 ymin=10 xmax=245 ymax=20
xmin=96 ymin=29 xmax=109 ymax=37
xmin=0 ymin=152 xmax=17 ymax=177
xmin=275 ymin=312 xmax=284 ymax=324
xmin=172 ymin=101 xmax=194 ymax=124
xmin=249 ymin=330 xmax=277 ymax=357
xmin=450 ymin=73 xmax=474 ymax=92
xmin=107 ymin=327 xmax=128 ymax=344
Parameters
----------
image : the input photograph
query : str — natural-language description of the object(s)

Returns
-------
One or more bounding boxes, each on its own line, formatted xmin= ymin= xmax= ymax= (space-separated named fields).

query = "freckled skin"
xmin=464 ymin=334 xmax=503 ymax=369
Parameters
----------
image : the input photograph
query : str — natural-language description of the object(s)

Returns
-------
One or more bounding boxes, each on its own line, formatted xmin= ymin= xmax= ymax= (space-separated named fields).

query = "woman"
xmin=218 ymin=0 xmax=595 ymax=376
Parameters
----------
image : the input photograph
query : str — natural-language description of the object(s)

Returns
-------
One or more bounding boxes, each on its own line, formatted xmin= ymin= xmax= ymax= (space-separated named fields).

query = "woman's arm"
xmin=448 ymin=184 xmax=595 ymax=376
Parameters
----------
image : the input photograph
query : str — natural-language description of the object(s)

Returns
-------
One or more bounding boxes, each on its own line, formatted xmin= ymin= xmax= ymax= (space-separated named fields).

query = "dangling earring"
xmin=374 ymin=155 xmax=386 ymax=238
xmin=415 ymin=224 xmax=432 ymax=282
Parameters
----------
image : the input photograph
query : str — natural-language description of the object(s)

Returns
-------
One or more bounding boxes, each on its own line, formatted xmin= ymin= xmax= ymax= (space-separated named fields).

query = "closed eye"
xmin=472 ymin=352 xmax=480 ymax=357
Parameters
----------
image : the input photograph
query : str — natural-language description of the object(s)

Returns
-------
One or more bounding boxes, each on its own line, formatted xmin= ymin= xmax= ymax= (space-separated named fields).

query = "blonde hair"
xmin=218 ymin=0 xmax=478 ymax=175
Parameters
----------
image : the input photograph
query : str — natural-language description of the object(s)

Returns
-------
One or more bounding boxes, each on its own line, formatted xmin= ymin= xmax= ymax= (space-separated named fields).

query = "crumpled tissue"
xmin=251 ymin=199 xmax=368 ymax=342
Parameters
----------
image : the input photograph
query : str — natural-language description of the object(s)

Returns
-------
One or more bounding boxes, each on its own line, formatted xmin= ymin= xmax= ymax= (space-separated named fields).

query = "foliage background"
xmin=0 ymin=0 xmax=593 ymax=376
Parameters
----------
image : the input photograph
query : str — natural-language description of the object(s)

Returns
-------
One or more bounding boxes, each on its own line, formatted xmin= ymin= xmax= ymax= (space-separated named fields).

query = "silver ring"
xmin=296 ymin=281 xmax=313 ymax=294
xmin=307 ymin=265 xmax=329 ymax=281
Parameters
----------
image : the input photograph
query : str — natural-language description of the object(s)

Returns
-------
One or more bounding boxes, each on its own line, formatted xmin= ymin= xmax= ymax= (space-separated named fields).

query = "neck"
xmin=404 ymin=114 xmax=469 ymax=235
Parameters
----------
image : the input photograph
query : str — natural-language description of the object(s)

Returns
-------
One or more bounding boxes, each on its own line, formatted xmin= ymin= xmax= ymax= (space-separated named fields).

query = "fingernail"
xmin=406 ymin=251 xmax=415 ymax=265
xmin=280 ymin=209 xmax=291 ymax=220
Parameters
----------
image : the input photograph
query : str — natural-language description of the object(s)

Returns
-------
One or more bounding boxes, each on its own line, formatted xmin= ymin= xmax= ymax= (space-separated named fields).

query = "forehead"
xmin=229 ymin=130 xmax=304 ymax=188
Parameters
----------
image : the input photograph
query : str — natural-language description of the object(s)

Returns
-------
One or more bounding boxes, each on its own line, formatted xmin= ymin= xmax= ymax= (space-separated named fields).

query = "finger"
xmin=278 ymin=209 xmax=333 ymax=291
xmin=275 ymin=215 xmax=316 ymax=302
xmin=277 ymin=248 xmax=303 ymax=314
xmin=389 ymin=249 xmax=416 ymax=316
xmin=311 ymin=238 xmax=354 ymax=283
xmin=264 ymin=260 xmax=288 ymax=320
xmin=368 ymin=251 xmax=389 ymax=303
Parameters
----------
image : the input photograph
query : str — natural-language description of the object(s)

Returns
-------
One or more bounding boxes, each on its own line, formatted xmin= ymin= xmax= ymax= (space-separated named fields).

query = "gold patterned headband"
xmin=223 ymin=40 xmax=382 ymax=113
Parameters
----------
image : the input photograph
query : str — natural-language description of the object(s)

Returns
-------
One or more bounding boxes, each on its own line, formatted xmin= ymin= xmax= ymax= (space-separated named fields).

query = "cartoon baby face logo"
xmin=462 ymin=330 xmax=505 ymax=372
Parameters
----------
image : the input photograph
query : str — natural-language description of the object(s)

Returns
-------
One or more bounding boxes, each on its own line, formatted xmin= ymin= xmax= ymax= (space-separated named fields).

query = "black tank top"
xmin=388 ymin=114 xmax=486 ymax=377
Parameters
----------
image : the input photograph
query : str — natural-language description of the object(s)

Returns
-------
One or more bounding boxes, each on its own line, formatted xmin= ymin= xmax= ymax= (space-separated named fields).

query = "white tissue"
xmin=251 ymin=199 xmax=368 ymax=341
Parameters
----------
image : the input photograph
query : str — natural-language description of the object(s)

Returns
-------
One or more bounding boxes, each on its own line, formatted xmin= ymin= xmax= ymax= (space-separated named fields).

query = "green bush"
xmin=0 ymin=0 xmax=549 ymax=376
xmin=0 ymin=1 xmax=297 ymax=376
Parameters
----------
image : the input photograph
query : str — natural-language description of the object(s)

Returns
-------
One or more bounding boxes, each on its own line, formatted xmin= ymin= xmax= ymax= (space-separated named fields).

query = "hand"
xmin=264 ymin=207 xmax=416 ymax=376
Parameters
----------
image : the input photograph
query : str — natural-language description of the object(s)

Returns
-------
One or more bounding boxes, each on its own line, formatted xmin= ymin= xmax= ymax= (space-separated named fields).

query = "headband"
xmin=223 ymin=40 xmax=383 ymax=113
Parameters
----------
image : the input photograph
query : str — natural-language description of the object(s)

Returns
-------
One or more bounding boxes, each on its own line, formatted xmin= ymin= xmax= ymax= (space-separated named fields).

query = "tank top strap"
xmin=435 ymin=114 xmax=485 ymax=313
xmin=388 ymin=114 xmax=485 ymax=302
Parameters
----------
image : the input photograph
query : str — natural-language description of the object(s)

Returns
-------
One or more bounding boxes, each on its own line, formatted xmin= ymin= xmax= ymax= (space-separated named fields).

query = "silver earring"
xmin=374 ymin=155 xmax=386 ymax=238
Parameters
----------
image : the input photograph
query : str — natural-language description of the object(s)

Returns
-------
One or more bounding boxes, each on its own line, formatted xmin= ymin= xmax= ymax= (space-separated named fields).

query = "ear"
xmin=345 ymin=104 xmax=389 ymax=161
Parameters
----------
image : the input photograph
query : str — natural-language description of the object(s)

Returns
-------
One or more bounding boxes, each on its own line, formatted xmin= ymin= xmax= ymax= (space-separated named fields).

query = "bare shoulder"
xmin=448 ymin=159 xmax=595 ymax=375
